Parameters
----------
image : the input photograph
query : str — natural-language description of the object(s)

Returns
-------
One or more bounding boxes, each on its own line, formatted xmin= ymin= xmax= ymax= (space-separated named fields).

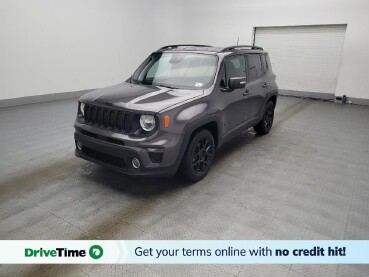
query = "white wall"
xmin=0 ymin=0 xmax=182 ymax=100
xmin=151 ymin=0 xmax=186 ymax=47
xmin=1 ymin=0 xmax=369 ymax=101
xmin=179 ymin=0 xmax=369 ymax=100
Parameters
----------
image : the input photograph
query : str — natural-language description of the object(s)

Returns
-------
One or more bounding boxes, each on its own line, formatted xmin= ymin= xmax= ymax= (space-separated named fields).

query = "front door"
xmin=219 ymin=54 xmax=252 ymax=136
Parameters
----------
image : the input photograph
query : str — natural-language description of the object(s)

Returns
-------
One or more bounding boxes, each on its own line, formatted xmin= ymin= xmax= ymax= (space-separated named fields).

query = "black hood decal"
xmin=80 ymin=82 xmax=204 ymax=112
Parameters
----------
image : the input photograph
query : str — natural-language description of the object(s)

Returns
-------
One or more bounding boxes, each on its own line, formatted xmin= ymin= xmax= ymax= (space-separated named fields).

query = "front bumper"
xmin=74 ymin=123 xmax=183 ymax=176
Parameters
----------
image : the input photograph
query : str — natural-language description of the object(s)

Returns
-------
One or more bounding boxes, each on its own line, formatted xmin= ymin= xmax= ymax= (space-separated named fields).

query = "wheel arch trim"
xmin=173 ymin=113 xmax=221 ymax=172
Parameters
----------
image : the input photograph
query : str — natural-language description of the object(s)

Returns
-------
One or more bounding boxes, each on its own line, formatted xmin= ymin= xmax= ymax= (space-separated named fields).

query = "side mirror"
xmin=229 ymin=77 xmax=246 ymax=89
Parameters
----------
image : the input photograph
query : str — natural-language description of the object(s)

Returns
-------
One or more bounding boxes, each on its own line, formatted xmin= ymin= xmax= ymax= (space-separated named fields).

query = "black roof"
xmin=158 ymin=44 xmax=265 ymax=54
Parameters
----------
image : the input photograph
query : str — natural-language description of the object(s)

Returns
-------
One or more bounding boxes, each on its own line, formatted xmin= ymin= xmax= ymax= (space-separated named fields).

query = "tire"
xmin=180 ymin=129 xmax=215 ymax=182
xmin=254 ymin=101 xmax=275 ymax=135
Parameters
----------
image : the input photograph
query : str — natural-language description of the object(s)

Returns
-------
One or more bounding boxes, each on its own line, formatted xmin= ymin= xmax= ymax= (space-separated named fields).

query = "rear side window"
xmin=247 ymin=54 xmax=262 ymax=81
xmin=261 ymin=54 xmax=268 ymax=73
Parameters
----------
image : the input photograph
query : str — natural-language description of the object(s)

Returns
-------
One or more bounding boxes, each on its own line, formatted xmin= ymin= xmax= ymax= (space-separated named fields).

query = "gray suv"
xmin=74 ymin=45 xmax=278 ymax=181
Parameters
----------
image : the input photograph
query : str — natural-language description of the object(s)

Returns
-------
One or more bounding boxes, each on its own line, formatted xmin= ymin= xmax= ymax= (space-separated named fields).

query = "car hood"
xmin=79 ymin=82 xmax=204 ymax=113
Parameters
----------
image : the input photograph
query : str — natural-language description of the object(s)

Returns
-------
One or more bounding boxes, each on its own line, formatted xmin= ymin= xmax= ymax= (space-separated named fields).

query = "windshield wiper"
xmin=131 ymin=78 xmax=141 ymax=85
xmin=155 ymin=84 xmax=179 ymax=89
xmin=133 ymin=79 xmax=179 ymax=89
xmin=132 ymin=79 xmax=153 ymax=86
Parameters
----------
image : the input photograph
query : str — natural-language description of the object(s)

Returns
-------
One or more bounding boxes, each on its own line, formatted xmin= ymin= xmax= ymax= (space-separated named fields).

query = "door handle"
xmin=243 ymin=90 xmax=250 ymax=96
xmin=262 ymin=82 xmax=268 ymax=88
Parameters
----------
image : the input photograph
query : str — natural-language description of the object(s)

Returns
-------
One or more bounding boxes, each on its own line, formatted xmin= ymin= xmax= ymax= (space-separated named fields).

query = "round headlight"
xmin=140 ymin=115 xmax=156 ymax=132
xmin=80 ymin=103 xmax=85 ymax=116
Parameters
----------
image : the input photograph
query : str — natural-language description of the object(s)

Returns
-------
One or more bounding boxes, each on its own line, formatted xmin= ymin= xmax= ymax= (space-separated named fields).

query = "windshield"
xmin=132 ymin=52 xmax=218 ymax=90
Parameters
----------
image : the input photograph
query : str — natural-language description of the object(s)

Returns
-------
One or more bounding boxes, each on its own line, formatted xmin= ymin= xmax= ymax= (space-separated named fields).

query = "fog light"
xmin=132 ymin=158 xmax=140 ymax=169
xmin=76 ymin=141 xmax=83 ymax=150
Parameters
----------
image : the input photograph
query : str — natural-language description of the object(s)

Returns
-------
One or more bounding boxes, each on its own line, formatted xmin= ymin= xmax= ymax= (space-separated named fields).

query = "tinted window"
xmin=261 ymin=54 xmax=267 ymax=73
xmin=247 ymin=54 xmax=262 ymax=81
xmin=220 ymin=65 xmax=226 ymax=87
xmin=221 ymin=55 xmax=246 ymax=87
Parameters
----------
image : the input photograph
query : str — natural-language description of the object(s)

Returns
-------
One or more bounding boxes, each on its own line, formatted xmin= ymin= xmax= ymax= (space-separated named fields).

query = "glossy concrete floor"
xmin=0 ymin=96 xmax=369 ymax=276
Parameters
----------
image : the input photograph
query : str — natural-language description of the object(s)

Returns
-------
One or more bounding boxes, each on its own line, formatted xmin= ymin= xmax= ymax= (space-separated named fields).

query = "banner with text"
xmin=1 ymin=240 xmax=369 ymax=264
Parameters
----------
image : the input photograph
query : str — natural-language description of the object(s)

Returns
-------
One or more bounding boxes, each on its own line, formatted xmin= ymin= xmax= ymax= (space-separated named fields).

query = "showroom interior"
xmin=0 ymin=0 xmax=369 ymax=276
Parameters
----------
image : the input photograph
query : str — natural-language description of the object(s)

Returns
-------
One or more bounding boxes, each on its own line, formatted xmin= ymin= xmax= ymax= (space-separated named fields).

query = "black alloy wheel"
xmin=264 ymin=104 xmax=274 ymax=130
xmin=254 ymin=101 xmax=275 ymax=135
xmin=180 ymin=129 xmax=215 ymax=182
xmin=192 ymin=137 xmax=213 ymax=174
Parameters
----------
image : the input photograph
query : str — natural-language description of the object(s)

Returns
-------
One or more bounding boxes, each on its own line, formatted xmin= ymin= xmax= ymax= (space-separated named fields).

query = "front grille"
xmin=82 ymin=147 xmax=127 ymax=168
xmin=84 ymin=104 xmax=133 ymax=133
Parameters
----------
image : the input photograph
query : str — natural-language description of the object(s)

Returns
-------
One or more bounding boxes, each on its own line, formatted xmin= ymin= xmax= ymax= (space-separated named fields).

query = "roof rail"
xmin=159 ymin=44 xmax=212 ymax=50
xmin=221 ymin=45 xmax=263 ymax=52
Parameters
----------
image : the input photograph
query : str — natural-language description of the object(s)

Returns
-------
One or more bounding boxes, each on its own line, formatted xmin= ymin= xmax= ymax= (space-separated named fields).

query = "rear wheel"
xmin=254 ymin=101 xmax=275 ymax=135
xmin=180 ymin=129 xmax=215 ymax=182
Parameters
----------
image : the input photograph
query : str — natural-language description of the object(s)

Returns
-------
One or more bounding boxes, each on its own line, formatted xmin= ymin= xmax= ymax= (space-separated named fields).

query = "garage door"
xmin=254 ymin=25 xmax=347 ymax=97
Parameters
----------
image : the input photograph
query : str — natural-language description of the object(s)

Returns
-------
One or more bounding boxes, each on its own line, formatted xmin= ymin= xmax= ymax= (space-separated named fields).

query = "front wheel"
xmin=180 ymin=129 xmax=215 ymax=182
xmin=254 ymin=101 xmax=275 ymax=135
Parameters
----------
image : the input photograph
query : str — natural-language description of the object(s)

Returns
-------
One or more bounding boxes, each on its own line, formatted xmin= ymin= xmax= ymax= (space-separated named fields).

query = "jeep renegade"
xmin=74 ymin=45 xmax=278 ymax=181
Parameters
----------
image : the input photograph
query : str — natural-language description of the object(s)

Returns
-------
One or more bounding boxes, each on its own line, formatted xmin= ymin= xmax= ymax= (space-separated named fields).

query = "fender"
xmin=172 ymin=112 xmax=222 ymax=172
xmin=259 ymin=89 xmax=278 ymax=121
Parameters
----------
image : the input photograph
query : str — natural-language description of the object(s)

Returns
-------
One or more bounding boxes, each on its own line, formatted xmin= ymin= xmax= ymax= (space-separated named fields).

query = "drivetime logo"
xmin=89 ymin=245 xmax=104 ymax=259
xmin=25 ymin=245 xmax=103 ymax=259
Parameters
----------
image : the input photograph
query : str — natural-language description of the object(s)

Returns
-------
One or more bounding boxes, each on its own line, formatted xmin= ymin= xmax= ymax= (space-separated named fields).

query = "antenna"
xmin=236 ymin=37 xmax=239 ymax=45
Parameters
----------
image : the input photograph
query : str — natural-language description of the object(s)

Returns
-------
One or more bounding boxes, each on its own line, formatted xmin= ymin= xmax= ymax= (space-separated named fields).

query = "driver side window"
xmin=220 ymin=55 xmax=246 ymax=88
